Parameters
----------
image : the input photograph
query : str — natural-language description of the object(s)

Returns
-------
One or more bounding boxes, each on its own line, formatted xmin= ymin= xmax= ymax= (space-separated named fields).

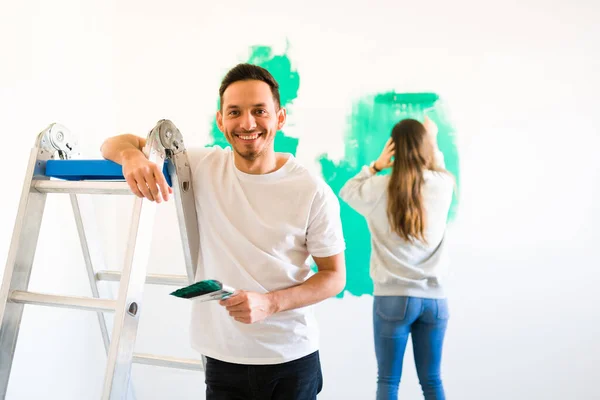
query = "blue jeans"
xmin=204 ymin=351 xmax=323 ymax=400
xmin=373 ymin=296 xmax=449 ymax=400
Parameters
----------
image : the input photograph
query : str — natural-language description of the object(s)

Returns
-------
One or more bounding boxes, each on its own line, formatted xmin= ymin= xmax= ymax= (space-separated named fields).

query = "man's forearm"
xmin=100 ymin=134 xmax=145 ymax=165
xmin=267 ymin=268 xmax=345 ymax=314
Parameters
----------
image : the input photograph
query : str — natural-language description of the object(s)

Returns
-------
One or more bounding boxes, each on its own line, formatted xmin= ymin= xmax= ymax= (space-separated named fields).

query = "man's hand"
xmin=122 ymin=150 xmax=172 ymax=202
xmin=219 ymin=291 xmax=276 ymax=324
xmin=100 ymin=134 xmax=172 ymax=202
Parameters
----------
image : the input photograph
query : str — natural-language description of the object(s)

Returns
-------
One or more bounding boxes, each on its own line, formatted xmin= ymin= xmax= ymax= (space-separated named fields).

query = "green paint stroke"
xmin=320 ymin=92 xmax=460 ymax=297
xmin=207 ymin=45 xmax=300 ymax=155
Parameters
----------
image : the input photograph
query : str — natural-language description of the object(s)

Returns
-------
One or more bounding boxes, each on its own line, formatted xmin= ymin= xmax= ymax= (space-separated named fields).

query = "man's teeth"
xmin=238 ymin=134 xmax=260 ymax=140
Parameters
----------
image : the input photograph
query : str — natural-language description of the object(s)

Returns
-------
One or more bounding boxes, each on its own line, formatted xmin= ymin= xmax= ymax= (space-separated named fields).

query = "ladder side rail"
xmin=152 ymin=118 xmax=200 ymax=284
xmin=168 ymin=152 xmax=200 ymax=284
xmin=0 ymin=147 xmax=51 ymax=397
xmin=70 ymin=194 xmax=112 ymax=351
xmin=101 ymin=121 xmax=168 ymax=399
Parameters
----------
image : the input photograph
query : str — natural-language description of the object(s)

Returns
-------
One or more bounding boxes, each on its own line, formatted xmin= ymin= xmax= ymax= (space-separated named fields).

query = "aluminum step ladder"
xmin=0 ymin=119 xmax=202 ymax=400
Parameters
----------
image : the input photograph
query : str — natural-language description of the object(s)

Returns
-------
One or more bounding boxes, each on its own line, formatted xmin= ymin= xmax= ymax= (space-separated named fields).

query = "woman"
xmin=339 ymin=117 xmax=454 ymax=400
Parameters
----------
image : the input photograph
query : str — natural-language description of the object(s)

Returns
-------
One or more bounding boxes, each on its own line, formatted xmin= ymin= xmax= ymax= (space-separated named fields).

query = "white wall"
xmin=1 ymin=0 xmax=599 ymax=399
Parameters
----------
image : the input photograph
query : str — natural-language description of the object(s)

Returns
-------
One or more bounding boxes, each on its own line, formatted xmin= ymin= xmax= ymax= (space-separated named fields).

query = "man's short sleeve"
xmin=186 ymin=146 xmax=218 ymax=176
xmin=306 ymin=184 xmax=346 ymax=258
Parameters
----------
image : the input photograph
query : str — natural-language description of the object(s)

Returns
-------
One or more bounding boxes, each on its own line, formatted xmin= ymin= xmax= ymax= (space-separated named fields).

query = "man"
xmin=100 ymin=63 xmax=346 ymax=399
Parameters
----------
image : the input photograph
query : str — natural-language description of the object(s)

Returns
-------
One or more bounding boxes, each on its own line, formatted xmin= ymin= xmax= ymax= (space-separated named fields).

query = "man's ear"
xmin=216 ymin=110 xmax=224 ymax=133
xmin=276 ymin=107 xmax=287 ymax=130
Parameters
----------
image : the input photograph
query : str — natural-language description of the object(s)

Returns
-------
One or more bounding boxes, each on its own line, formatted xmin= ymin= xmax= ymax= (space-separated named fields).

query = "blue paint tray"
xmin=44 ymin=159 xmax=172 ymax=186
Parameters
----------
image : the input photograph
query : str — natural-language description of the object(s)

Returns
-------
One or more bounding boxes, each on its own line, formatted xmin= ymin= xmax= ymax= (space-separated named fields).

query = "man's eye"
xmin=228 ymin=111 xmax=239 ymax=116
xmin=255 ymin=109 xmax=266 ymax=115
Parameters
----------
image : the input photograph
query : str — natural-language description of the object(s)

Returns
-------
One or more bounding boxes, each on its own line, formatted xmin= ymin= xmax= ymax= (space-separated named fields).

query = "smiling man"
xmin=217 ymin=65 xmax=288 ymax=174
xmin=100 ymin=63 xmax=346 ymax=400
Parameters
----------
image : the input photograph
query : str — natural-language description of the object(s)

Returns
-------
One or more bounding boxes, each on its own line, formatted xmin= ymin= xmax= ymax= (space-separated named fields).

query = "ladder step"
xmin=32 ymin=180 xmax=133 ymax=195
xmin=9 ymin=290 xmax=117 ymax=312
xmin=132 ymin=353 xmax=204 ymax=371
xmin=96 ymin=271 xmax=188 ymax=286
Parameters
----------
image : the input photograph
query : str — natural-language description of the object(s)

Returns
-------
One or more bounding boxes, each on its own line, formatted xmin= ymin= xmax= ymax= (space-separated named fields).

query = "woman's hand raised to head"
xmin=374 ymin=137 xmax=395 ymax=171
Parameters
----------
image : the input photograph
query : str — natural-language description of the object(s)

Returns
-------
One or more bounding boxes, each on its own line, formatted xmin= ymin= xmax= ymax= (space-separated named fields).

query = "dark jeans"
xmin=204 ymin=351 xmax=323 ymax=400
xmin=374 ymin=296 xmax=449 ymax=400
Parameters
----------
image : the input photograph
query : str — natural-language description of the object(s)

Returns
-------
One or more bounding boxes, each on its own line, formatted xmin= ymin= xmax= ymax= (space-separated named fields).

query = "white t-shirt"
xmin=186 ymin=146 xmax=345 ymax=365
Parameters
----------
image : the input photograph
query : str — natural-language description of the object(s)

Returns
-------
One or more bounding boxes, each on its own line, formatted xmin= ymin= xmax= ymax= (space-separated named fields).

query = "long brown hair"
xmin=387 ymin=118 xmax=446 ymax=243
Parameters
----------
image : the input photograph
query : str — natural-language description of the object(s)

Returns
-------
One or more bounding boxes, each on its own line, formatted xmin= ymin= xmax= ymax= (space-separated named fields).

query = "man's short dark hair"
xmin=219 ymin=63 xmax=281 ymax=110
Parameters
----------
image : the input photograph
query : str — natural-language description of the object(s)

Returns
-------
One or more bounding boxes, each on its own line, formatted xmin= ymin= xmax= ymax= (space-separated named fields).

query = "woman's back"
xmin=339 ymin=122 xmax=454 ymax=299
